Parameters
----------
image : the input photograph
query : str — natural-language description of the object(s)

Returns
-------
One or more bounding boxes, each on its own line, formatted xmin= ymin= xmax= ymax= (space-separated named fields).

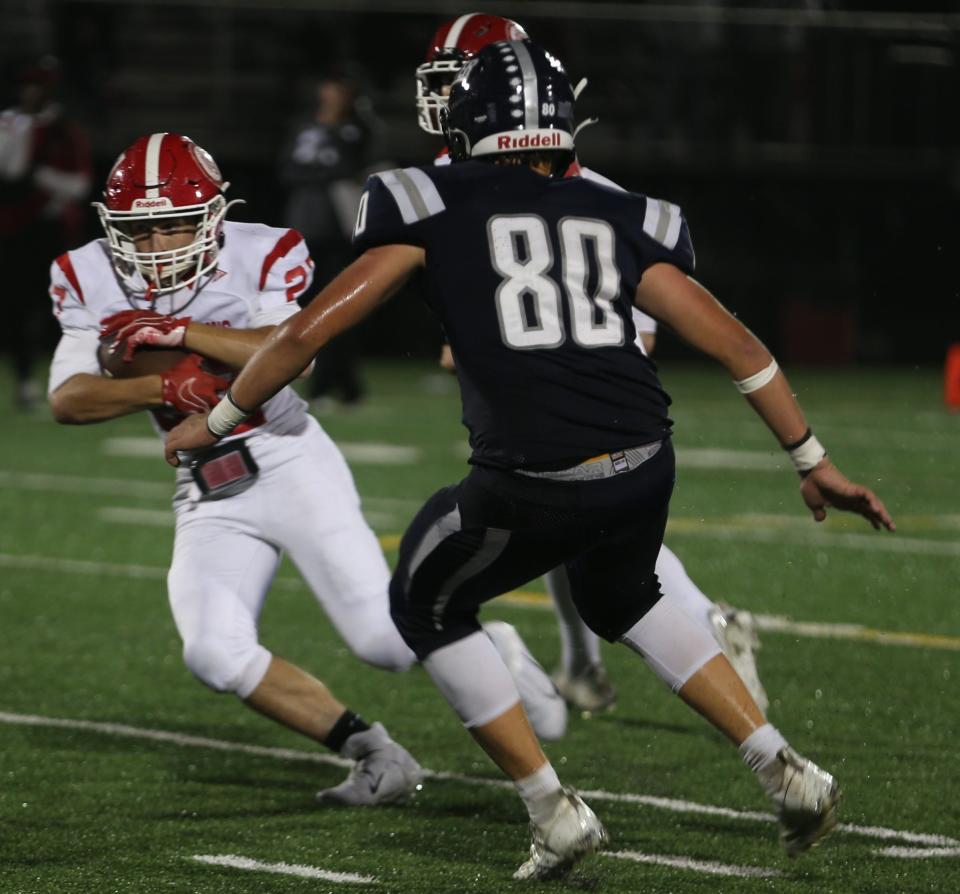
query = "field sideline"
xmin=1 ymin=361 xmax=957 ymax=893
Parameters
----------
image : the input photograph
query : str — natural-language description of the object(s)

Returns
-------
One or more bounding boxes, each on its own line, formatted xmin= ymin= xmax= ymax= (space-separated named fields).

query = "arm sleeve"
xmin=48 ymin=330 xmax=101 ymax=394
xmin=49 ymin=253 xmax=93 ymax=333
xmin=48 ymin=254 xmax=100 ymax=392
xmin=253 ymin=229 xmax=315 ymax=326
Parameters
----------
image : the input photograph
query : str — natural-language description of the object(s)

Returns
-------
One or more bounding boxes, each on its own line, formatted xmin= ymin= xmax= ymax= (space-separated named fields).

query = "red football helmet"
xmin=93 ymin=133 xmax=239 ymax=296
xmin=416 ymin=13 xmax=529 ymax=135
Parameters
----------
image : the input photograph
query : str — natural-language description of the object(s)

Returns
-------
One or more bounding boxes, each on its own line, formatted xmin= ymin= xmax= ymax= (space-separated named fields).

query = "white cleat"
xmin=483 ymin=620 xmax=568 ymax=741
xmin=513 ymin=788 xmax=608 ymax=880
xmin=316 ymin=722 xmax=423 ymax=806
xmin=759 ymin=746 xmax=841 ymax=857
xmin=551 ymin=663 xmax=617 ymax=714
xmin=709 ymin=601 xmax=770 ymax=714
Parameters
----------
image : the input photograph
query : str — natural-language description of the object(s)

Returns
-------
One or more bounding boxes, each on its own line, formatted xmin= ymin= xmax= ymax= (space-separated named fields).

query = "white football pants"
xmin=167 ymin=416 xmax=416 ymax=697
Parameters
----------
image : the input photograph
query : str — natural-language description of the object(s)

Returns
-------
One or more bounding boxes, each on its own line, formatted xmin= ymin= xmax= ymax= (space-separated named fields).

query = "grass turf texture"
xmin=0 ymin=362 xmax=957 ymax=893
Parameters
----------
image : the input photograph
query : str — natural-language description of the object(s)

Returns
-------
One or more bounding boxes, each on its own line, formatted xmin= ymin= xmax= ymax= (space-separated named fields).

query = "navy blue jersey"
xmin=353 ymin=162 xmax=695 ymax=470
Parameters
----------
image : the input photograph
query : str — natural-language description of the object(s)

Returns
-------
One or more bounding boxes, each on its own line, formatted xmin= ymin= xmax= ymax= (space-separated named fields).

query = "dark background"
xmin=3 ymin=0 xmax=957 ymax=364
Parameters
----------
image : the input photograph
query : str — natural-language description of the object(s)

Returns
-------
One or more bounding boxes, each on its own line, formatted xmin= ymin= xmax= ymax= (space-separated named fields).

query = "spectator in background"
xmin=279 ymin=74 xmax=381 ymax=410
xmin=0 ymin=57 xmax=91 ymax=409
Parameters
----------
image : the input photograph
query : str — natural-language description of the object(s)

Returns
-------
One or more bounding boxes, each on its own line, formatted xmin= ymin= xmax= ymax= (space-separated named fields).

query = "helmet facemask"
xmin=415 ymin=50 xmax=468 ymax=135
xmin=95 ymin=194 xmax=229 ymax=297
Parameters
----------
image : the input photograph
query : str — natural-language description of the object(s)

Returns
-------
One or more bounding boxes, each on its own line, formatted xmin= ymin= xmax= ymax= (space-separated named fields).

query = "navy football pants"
xmin=389 ymin=441 xmax=675 ymax=660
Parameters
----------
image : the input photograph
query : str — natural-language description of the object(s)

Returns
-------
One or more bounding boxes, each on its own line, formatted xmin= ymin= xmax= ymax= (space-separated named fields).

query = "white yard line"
xmin=0 ymin=710 xmax=955 ymax=855
xmin=666 ymin=518 xmax=960 ymax=558
xmin=0 ymin=711 xmax=351 ymax=768
xmin=3 ymin=551 xmax=959 ymax=651
xmin=98 ymin=438 xmax=421 ymax=465
xmin=191 ymin=854 xmax=375 ymax=884
xmin=875 ymin=846 xmax=960 ymax=859
xmin=99 ymin=507 xmax=173 ymax=526
xmin=95 ymin=506 xmax=400 ymax=530
xmin=673 ymin=448 xmax=785 ymax=471
xmin=102 ymin=437 xmax=163 ymax=458
xmin=2 ymin=467 xmax=954 ymax=559
xmin=336 ymin=443 xmax=420 ymax=464
xmin=0 ymin=469 xmax=169 ymax=499
xmin=603 ymin=849 xmax=782 ymax=878
xmin=0 ymin=552 xmax=167 ymax=581
xmin=753 ymin=615 xmax=960 ymax=651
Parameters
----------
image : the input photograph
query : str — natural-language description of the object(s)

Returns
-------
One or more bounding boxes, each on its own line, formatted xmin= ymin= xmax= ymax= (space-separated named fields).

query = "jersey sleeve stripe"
xmin=642 ymin=197 xmax=661 ymax=243
xmin=258 ymin=229 xmax=304 ymax=290
xmin=376 ymin=170 xmax=419 ymax=224
xmin=400 ymin=168 xmax=446 ymax=218
xmin=376 ymin=169 xmax=446 ymax=225
xmin=643 ymin=197 xmax=682 ymax=251
xmin=55 ymin=252 xmax=84 ymax=304
xmin=662 ymin=202 xmax=682 ymax=251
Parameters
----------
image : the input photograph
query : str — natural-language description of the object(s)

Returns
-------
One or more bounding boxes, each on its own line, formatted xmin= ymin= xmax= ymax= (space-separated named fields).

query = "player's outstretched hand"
xmin=800 ymin=459 xmax=895 ymax=531
xmin=165 ymin=414 xmax=218 ymax=467
xmin=100 ymin=309 xmax=191 ymax=361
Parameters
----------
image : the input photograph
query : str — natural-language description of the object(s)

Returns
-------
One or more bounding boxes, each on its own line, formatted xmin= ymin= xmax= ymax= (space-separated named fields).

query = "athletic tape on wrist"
xmin=785 ymin=429 xmax=826 ymax=473
xmin=733 ymin=359 xmax=779 ymax=394
xmin=206 ymin=390 xmax=250 ymax=439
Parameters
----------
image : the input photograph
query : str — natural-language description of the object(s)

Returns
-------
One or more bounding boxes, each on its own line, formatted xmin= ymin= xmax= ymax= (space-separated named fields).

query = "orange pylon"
xmin=945 ymin=344 xmax=960 ymax=410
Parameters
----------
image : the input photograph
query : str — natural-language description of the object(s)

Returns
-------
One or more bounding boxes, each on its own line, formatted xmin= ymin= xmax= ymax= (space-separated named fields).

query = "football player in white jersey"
xmin=417 ymin=12 xmax=768 ymax=714
xmin=47 ymin=131 xmax=566 ymax=804
xmin=47 ymin=132 xmax=428 ymax=805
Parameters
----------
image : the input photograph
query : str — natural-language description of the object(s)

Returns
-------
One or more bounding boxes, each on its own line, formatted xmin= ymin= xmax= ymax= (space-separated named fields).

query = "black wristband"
xmin=783 ymin=428 xmax=813 ymax=452
xmin=324 ymin=710 xmax=371 ymax=753
xmin=225 ymin=387 xmax=254 ymax=415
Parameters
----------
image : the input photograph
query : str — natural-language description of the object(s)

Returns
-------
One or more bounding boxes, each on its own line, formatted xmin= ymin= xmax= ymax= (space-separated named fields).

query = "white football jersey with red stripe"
xmin=48 ymin=220 xmax=314 ymax=440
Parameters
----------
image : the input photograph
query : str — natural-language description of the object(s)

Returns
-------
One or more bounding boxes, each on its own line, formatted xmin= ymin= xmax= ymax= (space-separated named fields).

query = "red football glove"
xmin=160 ymin=354 xmax=231 ymax=415
xmin=100 ymin=309 xmax=192 ymax=362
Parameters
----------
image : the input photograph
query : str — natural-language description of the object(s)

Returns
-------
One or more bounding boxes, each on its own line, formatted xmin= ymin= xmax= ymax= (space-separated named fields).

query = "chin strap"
xmin=573 ymin=77 xmax=589 ymax=100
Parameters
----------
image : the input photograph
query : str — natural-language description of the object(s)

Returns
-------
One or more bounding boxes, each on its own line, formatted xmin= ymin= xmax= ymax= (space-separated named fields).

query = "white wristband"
xmin=733 ymin=359 xmax=779 ymax=394
xmin=206 ymin=390 xmax=251 ymax=439
xmin=786 ymin=430 xmax=826 ymax=474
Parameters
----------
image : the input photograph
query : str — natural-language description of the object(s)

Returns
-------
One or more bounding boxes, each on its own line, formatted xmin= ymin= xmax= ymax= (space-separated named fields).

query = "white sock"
xmin=546 ymin=566 xmax=602 ymax=673
xmin=515 ymin=762 xmax=564 ymax=827
xmin=655 ymin=545 xmax=717 ymax=632
xmin=739 ymin=723 xmax=789 ymax=777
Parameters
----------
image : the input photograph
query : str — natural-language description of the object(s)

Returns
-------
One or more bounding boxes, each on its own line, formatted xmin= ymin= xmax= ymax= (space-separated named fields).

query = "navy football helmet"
xmin=442 ymin=41 xmax=575 ymax=172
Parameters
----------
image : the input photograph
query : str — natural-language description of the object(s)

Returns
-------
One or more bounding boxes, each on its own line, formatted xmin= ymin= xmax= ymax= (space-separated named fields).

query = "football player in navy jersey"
xmin=167 ymin=42 xmax=894 ymax=880
xmin=418 ymin=13 xmax=769 ymax=715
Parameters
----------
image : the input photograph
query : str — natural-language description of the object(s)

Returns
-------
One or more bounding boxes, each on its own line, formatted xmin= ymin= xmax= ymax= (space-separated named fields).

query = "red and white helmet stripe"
xmin=93 ymin=133 xmax=240 ymax=300
xmin=416 ymin=13 xmax=530 ymax=135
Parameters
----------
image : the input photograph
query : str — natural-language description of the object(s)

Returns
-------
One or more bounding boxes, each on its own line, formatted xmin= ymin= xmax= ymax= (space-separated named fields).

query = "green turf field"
xmin=1 ymin=362 xmax=957 ymax=893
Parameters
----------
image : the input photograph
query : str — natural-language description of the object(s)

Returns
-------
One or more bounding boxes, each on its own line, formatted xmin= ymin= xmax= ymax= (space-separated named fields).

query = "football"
xmin=97 ymin=336 xmax=191 ymax=379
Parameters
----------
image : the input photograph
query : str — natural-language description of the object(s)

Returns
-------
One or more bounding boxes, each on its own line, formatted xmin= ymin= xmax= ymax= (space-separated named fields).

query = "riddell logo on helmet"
xmin=132 ymin=198 xmax=173 ymax=209
xmin=497 ymin=133 xmax=563 ymax=149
